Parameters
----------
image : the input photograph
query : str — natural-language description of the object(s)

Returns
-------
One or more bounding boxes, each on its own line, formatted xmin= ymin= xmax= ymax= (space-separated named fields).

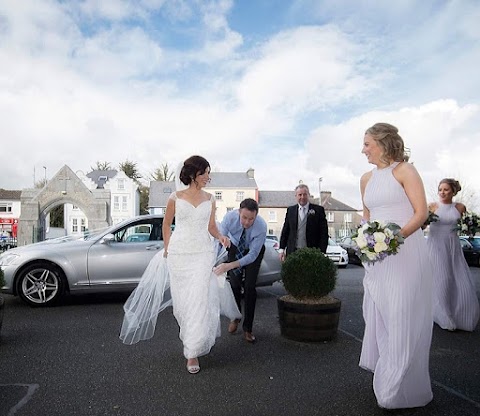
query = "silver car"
xmin=0 ymin=215 xmax=282 ymax=307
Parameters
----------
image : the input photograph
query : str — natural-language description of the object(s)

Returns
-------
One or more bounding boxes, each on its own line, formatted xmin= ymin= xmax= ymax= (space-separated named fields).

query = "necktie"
xmin=232 ymin=228 xmax=247 ymax=276
xmin=300 ymin=206 xmax=306 ymax=221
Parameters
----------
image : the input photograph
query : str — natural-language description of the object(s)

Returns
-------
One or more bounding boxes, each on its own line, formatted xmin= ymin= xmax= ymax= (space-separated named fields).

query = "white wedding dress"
xmin=120 ymin=192 xmax=241 ymax=359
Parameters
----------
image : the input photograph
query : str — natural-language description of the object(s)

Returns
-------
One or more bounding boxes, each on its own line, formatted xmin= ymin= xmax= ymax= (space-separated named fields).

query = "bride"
xmin=120 ymin=155 xmax=241 ymax=374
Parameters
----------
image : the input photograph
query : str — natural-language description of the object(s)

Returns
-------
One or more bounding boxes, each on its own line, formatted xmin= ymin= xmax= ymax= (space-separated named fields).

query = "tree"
xmin=34 ymin=179 xmax=47 ymax=189
xmin=119 ymin=160 xmax=142 ymax=183
xmin=139 ymin=185 xmax=150 ymax=215
xmin=150 ymin=163 xmax=175 ymax=182
xmin=91 ymin=161 xmax=112 ymax=171
xmin=50 ymin=205 xmax=64 ymax=228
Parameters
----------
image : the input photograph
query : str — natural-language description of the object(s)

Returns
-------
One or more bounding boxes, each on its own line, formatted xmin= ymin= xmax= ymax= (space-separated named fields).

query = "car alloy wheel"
xmin=18 ymin=262 xmax=65 ymax=306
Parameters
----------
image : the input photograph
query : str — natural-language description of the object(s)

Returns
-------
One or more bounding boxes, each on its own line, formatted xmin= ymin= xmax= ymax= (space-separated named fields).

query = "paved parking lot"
xmin=1 ymin=265 xmax=479 ymax=416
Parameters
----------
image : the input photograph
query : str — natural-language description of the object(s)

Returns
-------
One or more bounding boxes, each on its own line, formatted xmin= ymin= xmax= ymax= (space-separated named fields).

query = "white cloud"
xmin=0 ymin=0 xmax=479 ymax=217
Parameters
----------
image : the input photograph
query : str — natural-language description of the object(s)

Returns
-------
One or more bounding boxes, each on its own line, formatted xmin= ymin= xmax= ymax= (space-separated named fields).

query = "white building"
xmin=0 ymin=189 xmax=21 ymax=239
xmin=63 ymin=170 xmax=140 ymax=236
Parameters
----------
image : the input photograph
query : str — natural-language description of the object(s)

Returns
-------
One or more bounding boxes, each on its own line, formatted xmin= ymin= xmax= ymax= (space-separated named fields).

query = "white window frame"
xmin=0 ymin=203 xmax=12 ymax=213
xmin=344 ymin=213 xmax=352 ymax=223
xmin=114 ymin=196 xmax=120 ymax=211
xmin=215 ymin=191 xmax=222 ymax=201
xmin=72 ymin=218 xmax=78 ymax=233
xmin=236 ymin=191 xmax=244 ymax=202
xmin=117 ymin=178 xmax=125 ymax=190
xmin=122 ymin=196 xmax=128 ymax=211
xmin=326 ymin=212 xmax=335 ymax=222
xmin=268 ymin=210 xmax=277 ymax=222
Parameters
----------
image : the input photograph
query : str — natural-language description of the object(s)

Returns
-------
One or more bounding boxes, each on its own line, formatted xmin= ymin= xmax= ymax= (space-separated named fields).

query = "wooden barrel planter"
xmin=277 ymin=296 xmax=341 ymax=342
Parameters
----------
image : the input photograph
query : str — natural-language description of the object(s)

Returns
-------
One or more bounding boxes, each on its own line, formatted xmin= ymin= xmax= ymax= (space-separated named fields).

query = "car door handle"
xmin=146 ymin=245 xmax=162 ymax=250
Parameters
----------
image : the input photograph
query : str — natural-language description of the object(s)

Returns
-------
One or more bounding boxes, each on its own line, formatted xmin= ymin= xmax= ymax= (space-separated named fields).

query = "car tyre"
xmin=17 ymin=262 xmax=66 ymax=307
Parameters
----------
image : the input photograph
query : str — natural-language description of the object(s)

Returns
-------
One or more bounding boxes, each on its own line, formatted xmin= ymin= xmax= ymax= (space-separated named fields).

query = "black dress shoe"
xmin=244 ymin=331 xmax=256 ymax=343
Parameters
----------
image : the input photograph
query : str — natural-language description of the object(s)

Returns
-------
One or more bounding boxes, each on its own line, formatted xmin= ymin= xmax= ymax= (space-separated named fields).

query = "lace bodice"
xmin=167 ymin=192 xmax=215 ymax=255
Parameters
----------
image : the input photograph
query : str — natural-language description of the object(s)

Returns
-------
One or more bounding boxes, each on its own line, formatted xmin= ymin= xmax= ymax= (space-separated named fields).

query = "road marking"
xmin=0 ymin=383 xmax=39 ymax=416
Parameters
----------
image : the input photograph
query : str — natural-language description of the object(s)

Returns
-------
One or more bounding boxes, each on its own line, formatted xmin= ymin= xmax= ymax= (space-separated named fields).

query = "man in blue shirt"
xmin=214 ymin=198 xmax=267 ymax=343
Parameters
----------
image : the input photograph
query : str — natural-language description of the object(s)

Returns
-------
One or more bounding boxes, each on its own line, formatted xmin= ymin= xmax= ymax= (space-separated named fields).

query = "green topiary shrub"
xmin=281 ymin=247 xmax=337 ymax=300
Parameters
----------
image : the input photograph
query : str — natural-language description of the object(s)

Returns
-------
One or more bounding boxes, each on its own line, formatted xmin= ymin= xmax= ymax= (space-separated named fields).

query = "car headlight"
xmin=0 ymin=252 xmax=20 ymax=266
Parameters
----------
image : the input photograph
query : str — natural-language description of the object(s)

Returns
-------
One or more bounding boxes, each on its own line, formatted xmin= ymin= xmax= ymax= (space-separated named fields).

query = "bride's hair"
xmin=365 ymin=122 xmax=410 ymax=164
xmin=439 ymin=178 xmax=461 ymax=196
xmin=179 ymin=155 xmax=211 ymax=185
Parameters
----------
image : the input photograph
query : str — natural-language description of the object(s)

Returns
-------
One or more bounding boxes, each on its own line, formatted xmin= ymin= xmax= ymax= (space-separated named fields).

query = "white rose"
xmin=360 ymin=223 xmax=370 ymax=232
xmin=384 ymin=228 xmax=394 ymax=238
xmin=373 ymin=232 xmax=386 ymax=242
xmin=376 ymin=220 xmax=387 ymax=228
xmin=366 ymin=251 xmax=377 ymax=261
xmin=354 ymin=234 xmax=368 ymax=249
xmin=374 ymin=241 xmax=388 ymax=253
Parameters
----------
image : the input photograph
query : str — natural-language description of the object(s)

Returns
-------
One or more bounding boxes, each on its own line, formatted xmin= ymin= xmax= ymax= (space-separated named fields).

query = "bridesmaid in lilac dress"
xmin=359 ymin=123 xmax=433 ymax=409
xmin=427 ymin=178 xmax=479 ymax=331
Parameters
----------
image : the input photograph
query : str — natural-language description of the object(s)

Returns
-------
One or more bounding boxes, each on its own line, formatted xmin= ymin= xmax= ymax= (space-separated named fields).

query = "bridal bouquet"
xmin=455 ymin=211 xmax=479 ymax=238
xmin=423 ymin=210 xmax=439 ymax=227
xmin=351 ymin=220 xmax=405 ymax=265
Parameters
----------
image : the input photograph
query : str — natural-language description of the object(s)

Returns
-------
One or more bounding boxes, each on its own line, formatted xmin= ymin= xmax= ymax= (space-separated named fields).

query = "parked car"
xmin=338 ymin=236 xmax=362 ymax=266
xmin=0 ymin=215 xmax=282 ymax=307
xmin=265 ymin=235 xmax=279 ymax=249
xmin=460 ymin=236 xmax=480 ymax=267
xmin=326 ymin=238 xmax=349 ymax=268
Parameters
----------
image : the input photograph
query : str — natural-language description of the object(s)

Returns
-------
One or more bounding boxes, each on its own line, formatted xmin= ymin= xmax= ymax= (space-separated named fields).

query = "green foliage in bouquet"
xmin=455 ymin=211 xmax=480 ymax=237
xmin=281 ymin=247 xmax=337 ymax=300
xmin=423 ymin=210 xmax=439 ymax=227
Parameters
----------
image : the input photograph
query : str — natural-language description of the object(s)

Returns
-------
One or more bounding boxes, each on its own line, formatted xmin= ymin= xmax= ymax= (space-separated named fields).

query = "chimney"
xmin=247 ymin=168 xmax=255 ymax=179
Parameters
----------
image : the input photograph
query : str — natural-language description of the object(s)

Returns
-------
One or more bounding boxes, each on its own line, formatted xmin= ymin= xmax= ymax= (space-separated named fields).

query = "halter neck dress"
xmin=360 ymin=162 xmax=433 ymax=409
xmin=427 ymin=202 xmax=479 ymax=331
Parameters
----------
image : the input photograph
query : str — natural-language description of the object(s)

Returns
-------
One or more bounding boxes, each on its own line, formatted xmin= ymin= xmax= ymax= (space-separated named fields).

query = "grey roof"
xmin=149 ymin=181 xmax=176 ymax=207
xmin=0 ymin=189 xmax=22 ymax=200
xmin=258 ymin=191 xmax=297 ymax=207
xmin=259 ymin=190 xmax=359 ymax=211
xmin=315 ymin=193 xmax=359 ymax=211
xmin=208 ymin=172 xmax=257 ymax=188
xmin=87 ymin=170 xmax=118 ymax=189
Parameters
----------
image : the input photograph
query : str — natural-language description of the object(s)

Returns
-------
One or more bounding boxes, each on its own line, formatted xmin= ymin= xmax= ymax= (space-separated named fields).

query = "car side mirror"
xmin=102 ymin=233 xmax=115 ymax=244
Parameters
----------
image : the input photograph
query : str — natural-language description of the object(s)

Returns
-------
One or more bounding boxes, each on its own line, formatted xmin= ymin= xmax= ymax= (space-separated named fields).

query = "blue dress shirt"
xmin=220 ymin=210 xmax=267 ymax=267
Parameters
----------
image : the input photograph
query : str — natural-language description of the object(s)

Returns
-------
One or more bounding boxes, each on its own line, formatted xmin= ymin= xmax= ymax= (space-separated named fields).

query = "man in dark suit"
xmin=279 ymin=184 xmax=329 ymax=260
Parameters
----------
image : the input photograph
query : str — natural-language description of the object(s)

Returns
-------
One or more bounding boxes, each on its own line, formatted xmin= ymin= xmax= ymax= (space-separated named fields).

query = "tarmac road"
xmin=0 ymin=265 xmax=479 ymax=416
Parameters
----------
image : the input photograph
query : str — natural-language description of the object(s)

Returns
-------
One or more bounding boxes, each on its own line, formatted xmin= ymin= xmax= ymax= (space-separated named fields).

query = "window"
xmin=117 ymin=179 xmax=125 ymax=190
xmin=0 ymin=203 xmax=12 ymax=213
xmin=72 ymin=218 xmax=78 ymax=233
xmin=72 ymin=205 xmax=79 ymax=210
xmin=236 ymin=191 xmax=244 ymax=201
xmin=226 ymin=207 xmax=234 ymax=212
xmin=268 ymin=210 xmax=277 ymax=222
xmin=215 ymin=191 xmax=222 ymax=200
xmin=326 ymin=212 xmax=335 ymax=222
xmin=122 ymin=196 xmax=128 ymax=211
xmin=81 ymin=218 xmax=87 ymax=232
xmin=344 ymin=213 xmax=352 ymax=223
xmin=114 ymin=196 xmax=120 ymax=211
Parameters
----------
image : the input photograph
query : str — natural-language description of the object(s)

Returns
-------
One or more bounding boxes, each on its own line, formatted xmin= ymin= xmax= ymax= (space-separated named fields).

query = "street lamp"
xmin=43 ymin=166 xmax=47 ymax=183
xmin=318 ymin=177 xmax=323 ymax=203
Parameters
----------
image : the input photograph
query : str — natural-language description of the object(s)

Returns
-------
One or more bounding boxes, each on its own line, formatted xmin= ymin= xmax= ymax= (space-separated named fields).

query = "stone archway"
xmin=18 ymin=165 xmax=111 ymax=246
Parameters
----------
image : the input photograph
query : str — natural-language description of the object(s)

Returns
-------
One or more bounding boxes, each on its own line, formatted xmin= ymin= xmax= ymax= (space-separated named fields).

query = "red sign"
xmin=0 ymin=218 xmax=17 ymax=224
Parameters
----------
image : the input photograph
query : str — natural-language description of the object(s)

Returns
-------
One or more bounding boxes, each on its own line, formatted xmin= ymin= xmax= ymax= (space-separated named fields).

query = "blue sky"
xmin=1 ymin=0 xmax=479 ymax=211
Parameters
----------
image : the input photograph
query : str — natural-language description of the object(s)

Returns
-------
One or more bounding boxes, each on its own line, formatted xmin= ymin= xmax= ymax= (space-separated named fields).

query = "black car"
xmin=460 ymin=236 xmax=480 ymax=267
xmin=338 ymin=236 xmax=362 ymax=266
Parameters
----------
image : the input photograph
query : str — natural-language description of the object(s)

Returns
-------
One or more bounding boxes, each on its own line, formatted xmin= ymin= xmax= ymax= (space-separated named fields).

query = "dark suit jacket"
xmin=279 ymin=203 xmax=329 ymax=255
